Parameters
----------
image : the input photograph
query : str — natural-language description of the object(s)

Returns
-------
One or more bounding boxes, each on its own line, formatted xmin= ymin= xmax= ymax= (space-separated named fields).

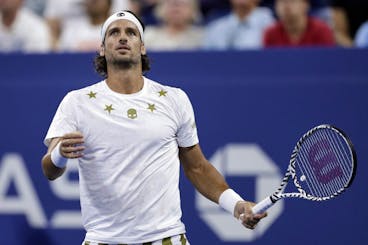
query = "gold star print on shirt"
xmin=158 ymin=89 xmax=167 ymax=97
xmin=147 ymin=103 xmax=156 ymax=112
xmin=104 ymin=104 xmax=114 ymax=114
xmin=87 ymin=91 xmax=97 ymax=98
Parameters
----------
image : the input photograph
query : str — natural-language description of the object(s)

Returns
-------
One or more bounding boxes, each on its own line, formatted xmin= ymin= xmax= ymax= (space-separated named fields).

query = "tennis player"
xmin=41 ymin=10 xmax=267 ymax=245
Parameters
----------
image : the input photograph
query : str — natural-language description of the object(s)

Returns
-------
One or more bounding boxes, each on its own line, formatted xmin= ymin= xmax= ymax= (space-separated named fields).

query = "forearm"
xmin=179 ymin=144 xmax=245 ymax=215
xmin=183 ymin=159 xmax=229 ymax=203
xmin=41 ymin=132 xmax=84 ymax=180
xmin=41 ymin=153 xmax=66 ymax=180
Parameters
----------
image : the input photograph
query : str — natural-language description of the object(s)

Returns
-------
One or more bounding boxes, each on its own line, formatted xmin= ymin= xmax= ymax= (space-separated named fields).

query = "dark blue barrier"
xmin=0 ymin=49 xmax=367 ymax=245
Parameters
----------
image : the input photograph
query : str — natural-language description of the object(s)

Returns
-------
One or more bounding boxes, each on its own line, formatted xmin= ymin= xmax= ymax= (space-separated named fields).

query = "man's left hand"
xmin=234 ymin=201 xmax=267 ymax=230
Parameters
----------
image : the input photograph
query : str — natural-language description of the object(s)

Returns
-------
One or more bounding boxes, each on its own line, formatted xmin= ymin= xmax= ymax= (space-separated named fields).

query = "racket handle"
xmin=252 ymin=196 xmax=275 ymax=214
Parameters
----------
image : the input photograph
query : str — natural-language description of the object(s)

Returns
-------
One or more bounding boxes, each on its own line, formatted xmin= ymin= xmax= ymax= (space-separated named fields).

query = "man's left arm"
xmin=179 ymin=144 xmax=267 ymax=229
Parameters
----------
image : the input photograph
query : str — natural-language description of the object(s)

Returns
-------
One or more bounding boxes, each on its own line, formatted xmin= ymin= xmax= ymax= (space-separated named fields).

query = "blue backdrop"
xmin=0 ymin=48 xmax=367 ymax=244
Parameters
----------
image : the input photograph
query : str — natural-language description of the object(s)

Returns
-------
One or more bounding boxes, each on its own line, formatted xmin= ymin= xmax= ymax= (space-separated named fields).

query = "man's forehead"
xmin=106 ymin=19 xmax=139 ymax=31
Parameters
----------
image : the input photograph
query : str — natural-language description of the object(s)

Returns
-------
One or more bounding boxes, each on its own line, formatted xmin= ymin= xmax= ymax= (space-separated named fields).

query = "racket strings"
xmin=295 ymin=127 xmax=353 ymax=198
xmin=298 ymin=148 xmax=330 ymax=197
xmin=322 ymin=130 xmax=352 ymax=182
xmin=296 ymin=134 xmax=331 ymax=197
xmin=304 ymin=130 xmax=348 ymax=196
xmin=306 ymin=131 xmax=345 ymax=195
xmin=316 ymin=130 xmax=350 ymax=193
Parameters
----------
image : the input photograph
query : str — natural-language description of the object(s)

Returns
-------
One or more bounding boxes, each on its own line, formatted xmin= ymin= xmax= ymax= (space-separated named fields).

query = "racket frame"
xmin=252 ymin=124 xmax=357 ymax=214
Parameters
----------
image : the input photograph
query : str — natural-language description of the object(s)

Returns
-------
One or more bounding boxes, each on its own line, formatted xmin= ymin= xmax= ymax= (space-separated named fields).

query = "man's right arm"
xmin=41 ymin=132 xmax=85 ymax=180
xmin=42 ymin=137 xmax=65 ymax=180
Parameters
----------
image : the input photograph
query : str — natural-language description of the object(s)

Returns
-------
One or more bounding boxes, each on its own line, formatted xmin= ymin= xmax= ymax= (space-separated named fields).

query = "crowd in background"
xmin=0 ymin=0 xmax=367 ymax=53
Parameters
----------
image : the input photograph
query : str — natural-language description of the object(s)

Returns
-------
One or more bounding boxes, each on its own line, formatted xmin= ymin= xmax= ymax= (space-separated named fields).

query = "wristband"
xmin=50 ymin=141 xmax=68 ymax=168
xmin=219 ymin=189 xmax=244 ymax=215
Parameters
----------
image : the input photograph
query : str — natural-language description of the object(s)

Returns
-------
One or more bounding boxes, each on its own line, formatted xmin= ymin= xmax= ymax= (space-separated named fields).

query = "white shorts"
xmin=82 ymin=234 xmax=190 ymax=245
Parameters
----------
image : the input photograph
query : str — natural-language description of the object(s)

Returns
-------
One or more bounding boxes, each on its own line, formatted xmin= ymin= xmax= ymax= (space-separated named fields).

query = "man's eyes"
xmin=127 ymin=29 xmax=137 ymax=36
xmin=110 ymin=30 xmax=119 ymax=36
xmin=109 ymin=28 xmax=137 ymax=36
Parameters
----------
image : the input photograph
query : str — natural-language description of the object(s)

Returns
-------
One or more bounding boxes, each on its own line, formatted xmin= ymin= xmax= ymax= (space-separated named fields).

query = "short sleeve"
xmin=175 ymin=89 xmax=199 ymax=148
xmin=43 ymin=92 xmax=77 ymax=146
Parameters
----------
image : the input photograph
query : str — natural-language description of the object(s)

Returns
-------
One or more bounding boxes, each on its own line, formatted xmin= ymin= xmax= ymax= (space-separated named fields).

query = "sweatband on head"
xmin=101 ymin=11 xmax=144 ymax=43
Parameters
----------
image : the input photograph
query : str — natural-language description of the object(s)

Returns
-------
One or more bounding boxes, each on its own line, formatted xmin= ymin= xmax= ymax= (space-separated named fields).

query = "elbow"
xmin=44 ymin=171 xmax=58 ymax=181
xmin=41 ymin=162 xmax=55 ymax=181
xmin=41 ymin=155 xmax=61 ymax=181
xmin=42 ymin=166 xmax=60 ymax=181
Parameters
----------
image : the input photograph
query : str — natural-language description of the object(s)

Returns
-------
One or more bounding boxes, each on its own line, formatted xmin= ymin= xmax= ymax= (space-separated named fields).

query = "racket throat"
xmin=270 ymin=195 xmax=280 ymax=203
xmin=270 ymin=194 xmax=280 ymax=203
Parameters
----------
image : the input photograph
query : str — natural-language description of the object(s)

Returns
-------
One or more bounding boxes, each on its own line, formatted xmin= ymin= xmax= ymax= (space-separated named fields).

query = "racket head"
xmin=289 ymin=124 xmax=357 ymax=201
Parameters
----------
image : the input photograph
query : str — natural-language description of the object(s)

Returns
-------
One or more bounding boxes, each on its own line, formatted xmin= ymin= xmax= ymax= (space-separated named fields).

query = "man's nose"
xmin=119 ymin=34 xmax=128 ymax=43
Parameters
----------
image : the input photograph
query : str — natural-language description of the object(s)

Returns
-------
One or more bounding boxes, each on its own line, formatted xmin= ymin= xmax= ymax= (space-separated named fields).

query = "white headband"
xmin=101 ymin=11 xmax=144 ymax=43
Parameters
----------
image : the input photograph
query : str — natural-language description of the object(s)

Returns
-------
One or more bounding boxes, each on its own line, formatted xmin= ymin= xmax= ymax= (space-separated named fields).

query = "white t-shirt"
xmin=44 ymin=77 xmax=199 ymax=244
xmin=0 ymin=8 xmax=51 ymax=53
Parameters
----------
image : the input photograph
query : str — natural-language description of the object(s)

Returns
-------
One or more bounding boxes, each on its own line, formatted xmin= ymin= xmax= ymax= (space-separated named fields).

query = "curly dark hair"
xmin=94 ymin=10 xmax=151 ymax=78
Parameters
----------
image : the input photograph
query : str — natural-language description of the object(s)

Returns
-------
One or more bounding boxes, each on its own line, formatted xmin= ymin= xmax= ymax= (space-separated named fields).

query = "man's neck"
xmin=105 ymin=67 xmax=144 ymax=94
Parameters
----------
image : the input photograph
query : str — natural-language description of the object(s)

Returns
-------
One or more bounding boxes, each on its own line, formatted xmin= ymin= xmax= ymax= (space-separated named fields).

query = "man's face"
xmin=100 ymin=19 xmax=145 ymax=68
xmin=276 ymin=0 xmax=309 ymax=21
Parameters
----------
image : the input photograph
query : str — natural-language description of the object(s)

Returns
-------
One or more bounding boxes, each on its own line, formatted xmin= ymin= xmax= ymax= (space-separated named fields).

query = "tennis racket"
xmin=251 ymin=124 xmax=357 ymax=215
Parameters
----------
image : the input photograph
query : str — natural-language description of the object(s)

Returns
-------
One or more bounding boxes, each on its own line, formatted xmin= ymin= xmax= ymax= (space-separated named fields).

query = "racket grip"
xmin=252 ymin=197 xmax=274 ymax=214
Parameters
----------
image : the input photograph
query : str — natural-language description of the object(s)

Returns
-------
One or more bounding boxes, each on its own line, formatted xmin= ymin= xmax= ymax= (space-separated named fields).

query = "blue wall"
xmin=0 ymin=49 xmax=367 ymax=244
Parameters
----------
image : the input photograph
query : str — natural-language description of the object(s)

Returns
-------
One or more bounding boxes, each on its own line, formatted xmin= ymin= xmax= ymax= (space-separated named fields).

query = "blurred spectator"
xmin=0 ymin=0 xmax=51 ymax=53
xmin=200 ymin=0 xmax=230 ymax=23
xmin=203 ymin=0 xmax=274 ymax=50
xmin=58 ymin=0 xmax=111 ymax=52
xmin=263 ymin=0 xmax=331 ymax=21
xmin=144 ymin=0 xmax=203 ymax=51
xmin=308 ymin=0 xmax=330 ymax=24
xmin=355 ymin=20 xmax=368 ymax=48
xmin=329 ymin=0 xmax=368 ymax=47
xmin=263 ymin=0 xmax=334 ymax=47
xmin=129 ymin=0 xmax=160 ymax=25
xmin=44 ymin=0 xmax=128 ymax=50
xmin=24 ymin=0 xmax=46 ymax=16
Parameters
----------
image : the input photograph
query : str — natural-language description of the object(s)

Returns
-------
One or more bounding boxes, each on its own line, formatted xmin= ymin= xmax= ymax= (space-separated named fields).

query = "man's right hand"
xmin=58 ymin=131 xmax=85 ymax=159
xmin=42 ymin=131 xmax=85 ymax=180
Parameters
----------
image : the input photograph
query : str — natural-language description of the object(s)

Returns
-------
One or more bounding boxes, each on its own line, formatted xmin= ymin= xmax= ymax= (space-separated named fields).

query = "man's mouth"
xmin=116 ymin=45 xmax=130 ymax=51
